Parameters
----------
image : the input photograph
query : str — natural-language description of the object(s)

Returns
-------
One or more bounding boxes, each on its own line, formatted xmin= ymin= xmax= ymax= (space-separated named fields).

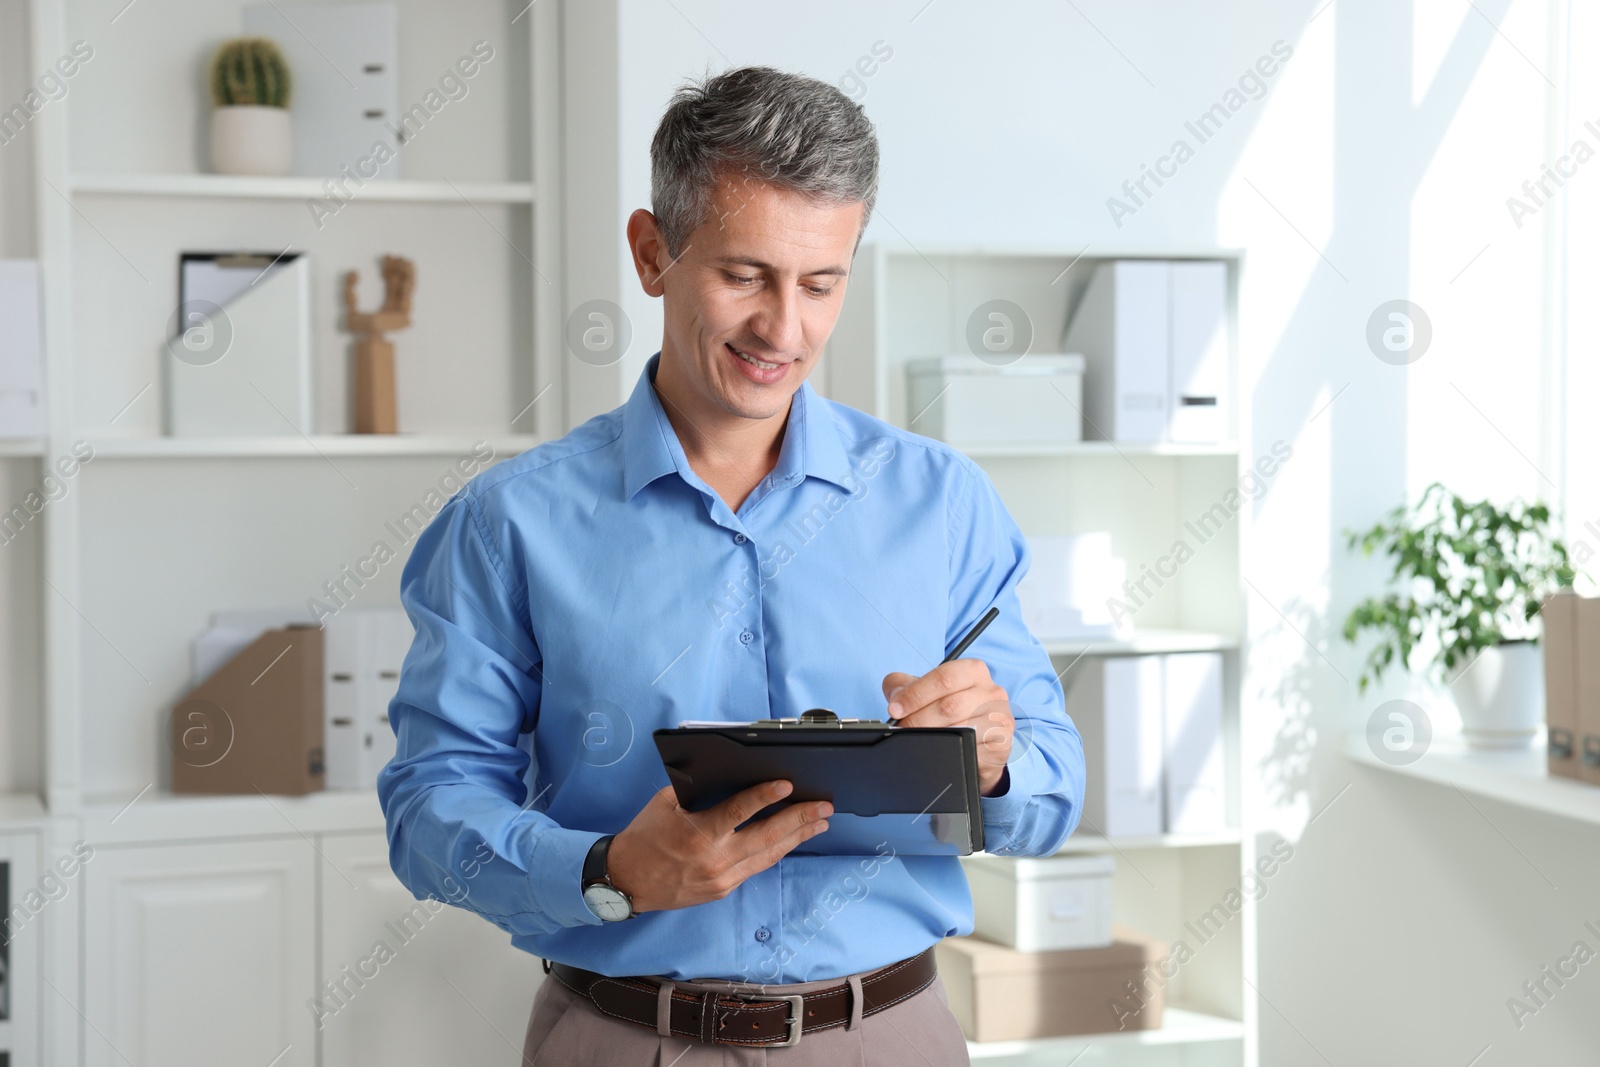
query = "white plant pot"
xmin=211 ymin=106 xmax=292 ymax=176
xmin=1450 ymin=642 xmax=1544 ymax=750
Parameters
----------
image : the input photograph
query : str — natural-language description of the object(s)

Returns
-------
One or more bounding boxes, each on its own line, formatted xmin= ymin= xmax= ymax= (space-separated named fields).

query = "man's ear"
xmin=626 ymin=209 xmax=672 ymax=297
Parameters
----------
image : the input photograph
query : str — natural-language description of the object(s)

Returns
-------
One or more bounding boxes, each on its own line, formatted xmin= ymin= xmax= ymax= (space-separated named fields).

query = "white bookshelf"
xmin=1042 ymin=629 xmax=1239 ymax=658
xmin=827 ymin=244 xmax=1255 ymax=1065
xmin=19 ymin=2 xmax=566 ymax=1063
xmin=68 ymin=173 xmax=535 ymax=203
xmin=91 ymin=433 xmax=541 ymax=459
xmin=967 ymin=1006 xmax=1245 ymax=1062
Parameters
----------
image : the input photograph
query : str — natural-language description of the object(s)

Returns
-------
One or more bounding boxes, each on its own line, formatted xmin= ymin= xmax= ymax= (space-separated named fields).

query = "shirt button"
xmin=733 ymin=532 xmax=747 ymax=544
xmin=739 ymin=630 xmax=754 ymax=645
xmin=754 ymin=927 xmax=771 ymax=943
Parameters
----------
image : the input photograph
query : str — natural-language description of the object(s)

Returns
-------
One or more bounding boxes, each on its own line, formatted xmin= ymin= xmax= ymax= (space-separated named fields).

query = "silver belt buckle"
xmin=729 ymin=992 xmax=804 ymax=1047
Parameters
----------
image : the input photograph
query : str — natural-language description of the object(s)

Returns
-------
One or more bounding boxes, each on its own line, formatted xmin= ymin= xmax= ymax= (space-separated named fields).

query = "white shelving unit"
xmin=68 ymin=173 xmax=535 ymax=203
xmin=90 ymin=433 xmax=541 ymax=459
xmin=826 ymin=244 xmax=1255 ymax=1066
xmin=0 ymin=439 xmax=45 ymax=458
xmin=17 ymin=2 xmax=567 ymax=1064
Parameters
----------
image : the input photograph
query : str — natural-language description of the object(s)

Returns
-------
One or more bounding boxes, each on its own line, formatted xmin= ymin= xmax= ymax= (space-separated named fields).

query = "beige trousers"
xmin=520 ymin=964 xmax=971 ymax=1066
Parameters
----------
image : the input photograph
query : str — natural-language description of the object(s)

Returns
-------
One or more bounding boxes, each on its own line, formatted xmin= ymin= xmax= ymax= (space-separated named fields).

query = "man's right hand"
xmin=605 ymin=781 xmax=831 ymax=913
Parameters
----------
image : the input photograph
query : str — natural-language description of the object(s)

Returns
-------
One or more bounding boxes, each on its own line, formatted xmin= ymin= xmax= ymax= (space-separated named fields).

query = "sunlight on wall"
xmin=1562 ymin=1 xmax=1600 ymax=591
xmin=1249 ymin=386 xmax=1335 ymax=844
xmin=1218 ymin=12 xmax=1334 ymax=361
xmin=1406 ymin=0 xmax=1551 ymax=508
xmin=1412 ymin=0 xmax=1473 ymax=108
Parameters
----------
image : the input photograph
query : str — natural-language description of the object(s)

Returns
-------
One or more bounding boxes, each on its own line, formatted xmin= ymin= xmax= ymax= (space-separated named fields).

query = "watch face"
xmin=583 ymin=884 xmax=632 ymax=922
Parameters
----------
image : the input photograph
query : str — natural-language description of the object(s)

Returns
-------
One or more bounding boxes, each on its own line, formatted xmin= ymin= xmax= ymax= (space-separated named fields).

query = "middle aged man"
xmin=378 ymin=66 xmax=1086 ymax=1065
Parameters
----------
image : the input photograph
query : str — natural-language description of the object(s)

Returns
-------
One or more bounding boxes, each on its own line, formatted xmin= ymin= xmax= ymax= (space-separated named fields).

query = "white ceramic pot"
xmin=211 ymin=106 xmax=292 ymax=176
xmin=1450 ymin=641 xmax=1544 ymax=749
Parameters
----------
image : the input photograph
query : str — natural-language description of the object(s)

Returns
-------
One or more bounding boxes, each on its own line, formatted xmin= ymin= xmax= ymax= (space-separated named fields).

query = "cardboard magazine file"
xmin=1578 ymin=595 xmax=1600 ymax=787
xmin=171 ymin=625 xmax=326 ymax=796
xmin=1542 ymin=590 xmax=1580 ymax=779
xmin=935 ymin=926 xmax=1169 ymax=1042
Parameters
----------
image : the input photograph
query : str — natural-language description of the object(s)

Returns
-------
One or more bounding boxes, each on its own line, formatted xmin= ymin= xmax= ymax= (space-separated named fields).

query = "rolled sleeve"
xmin=376 ymin=491 xmax=605 ymax=935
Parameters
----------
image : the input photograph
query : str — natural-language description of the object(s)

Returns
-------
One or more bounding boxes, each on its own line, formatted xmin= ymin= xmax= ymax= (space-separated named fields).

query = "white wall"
xmin=563 ymin=1 xmax=1600 ymax=1062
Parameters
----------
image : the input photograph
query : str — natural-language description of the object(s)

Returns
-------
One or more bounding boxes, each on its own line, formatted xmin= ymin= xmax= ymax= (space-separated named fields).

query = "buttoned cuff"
xmin=979 ymin=744 xmax=1044 ymax=853
xmin=528 ymin=826 xmax=609 ymax=928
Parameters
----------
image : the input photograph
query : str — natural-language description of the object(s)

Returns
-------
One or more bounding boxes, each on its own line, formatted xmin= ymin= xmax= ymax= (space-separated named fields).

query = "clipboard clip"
xmin=750 ymin=708 xmax=877 ymax=729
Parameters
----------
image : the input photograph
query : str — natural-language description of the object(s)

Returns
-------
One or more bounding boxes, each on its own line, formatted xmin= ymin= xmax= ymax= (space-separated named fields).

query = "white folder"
xmin=1167 ymin=262 xmax=1229 ymax=443
xmin=0 ymin=260 xmax=45 ymax=438
xmin=1062 ymin=260 xmax=1169 ymax=442
xmin=1063 ymin=655 xmax=1164 ymax=837
xmin=1162 ymin=652 xmax=1227 ymax=833
xmin=243 ymin=3 xmax=402 ymax=179
xmin=167 ymin=255 xmax=313 ymax=436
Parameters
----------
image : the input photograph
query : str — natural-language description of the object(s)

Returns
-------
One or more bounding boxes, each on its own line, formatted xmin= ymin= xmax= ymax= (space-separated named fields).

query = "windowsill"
xmin=1345 ymin=733 xmax=1600 ymax=828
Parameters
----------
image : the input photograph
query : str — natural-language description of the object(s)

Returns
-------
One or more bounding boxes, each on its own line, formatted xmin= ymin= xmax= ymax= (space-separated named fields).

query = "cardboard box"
xmin=1543 ymin=589 xmax=1580 ymax=779
xmin=936 ymin=927 xmax=1168 ymax=1042
xmin=171 ymin=626 xmax=325 ymax=796
xmin=963 ymin=854 xmax=1115 ymax=952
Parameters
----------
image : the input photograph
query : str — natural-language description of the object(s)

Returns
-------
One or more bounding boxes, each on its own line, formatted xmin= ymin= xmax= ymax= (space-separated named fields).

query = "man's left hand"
xmin=882 ymin=661 xmax=1013 ymax=797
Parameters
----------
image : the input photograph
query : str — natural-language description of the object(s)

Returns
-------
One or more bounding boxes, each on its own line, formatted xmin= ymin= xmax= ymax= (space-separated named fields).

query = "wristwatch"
xmin=581 ymin=835 xmax=635 ymax=922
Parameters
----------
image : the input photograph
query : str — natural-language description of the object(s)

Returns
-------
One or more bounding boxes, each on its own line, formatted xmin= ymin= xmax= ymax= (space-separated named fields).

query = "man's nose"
xmin=749 ymin=285 xmax=803 ymax=354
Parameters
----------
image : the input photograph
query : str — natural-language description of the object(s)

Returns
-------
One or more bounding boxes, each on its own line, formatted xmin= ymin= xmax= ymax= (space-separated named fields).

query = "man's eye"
xmin=727 ymin=274 xmax=757 ymax=286
xmin=806 ymin=286 xmax=835 ymax=298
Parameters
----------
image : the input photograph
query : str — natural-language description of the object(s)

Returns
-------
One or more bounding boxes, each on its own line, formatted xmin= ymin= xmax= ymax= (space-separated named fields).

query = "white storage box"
xmin=906 ymin=354 xmax=1085 ymax=446
xmin=961 ymin=853 xmax=1115 ymax=951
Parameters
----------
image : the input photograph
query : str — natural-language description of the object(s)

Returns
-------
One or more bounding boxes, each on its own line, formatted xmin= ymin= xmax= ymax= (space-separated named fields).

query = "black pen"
xmin=943 ymin=606 xmax=999 ymax=663
xmin=888 ymin=607 xmax=1000 ymax=726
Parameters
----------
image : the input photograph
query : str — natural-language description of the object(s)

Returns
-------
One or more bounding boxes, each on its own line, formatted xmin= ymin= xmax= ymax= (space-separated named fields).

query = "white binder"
xmin=243 ymin=3 xmax=402 ymax=179
xmin=1162 ymin=652 xmax=1227 ymax=834
xmin=1064 ymin=655 xmax=1164 ymax=837
xmin=1061 ymin=259 xmax=1230 ymax=443
xmin=0 ymin=260 xmax=45 ymax=438
xmin=324 ymin=608 xmax=410 ymax=790
xmin=1167 ymin=262 xmax=1229 ymax=443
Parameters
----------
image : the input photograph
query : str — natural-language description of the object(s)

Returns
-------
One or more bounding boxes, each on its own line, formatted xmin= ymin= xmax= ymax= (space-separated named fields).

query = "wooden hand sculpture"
xmin=343 ymin=255 xmax=415 ymax=434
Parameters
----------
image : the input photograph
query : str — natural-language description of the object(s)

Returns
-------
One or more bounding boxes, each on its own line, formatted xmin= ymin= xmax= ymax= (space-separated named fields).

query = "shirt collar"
xmin=621 ymin=352 xmax=859 ymax=501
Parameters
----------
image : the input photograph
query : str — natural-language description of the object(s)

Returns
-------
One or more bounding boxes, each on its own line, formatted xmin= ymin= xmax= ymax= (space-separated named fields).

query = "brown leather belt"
xmin=544 ymin=947 xmax=938 ymax=1048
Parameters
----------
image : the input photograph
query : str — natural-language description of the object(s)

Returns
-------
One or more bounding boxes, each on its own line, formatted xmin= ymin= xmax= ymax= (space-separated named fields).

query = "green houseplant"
xmin=207 ymin=38 xmax=293 ymax=176
xmin=1342 ymin=482 xmax=1574 ymax=748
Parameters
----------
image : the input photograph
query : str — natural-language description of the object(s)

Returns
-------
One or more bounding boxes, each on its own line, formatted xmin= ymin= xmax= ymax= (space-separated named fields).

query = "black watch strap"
xmin=582 ymin=834 xmax=614 ymax=886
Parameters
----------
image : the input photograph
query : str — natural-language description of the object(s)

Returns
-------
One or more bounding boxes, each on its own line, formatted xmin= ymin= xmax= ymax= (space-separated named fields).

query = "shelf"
xmin=68 ymin=173 xmax=535 ymax=204
xmin=1040 ymin=629 xmax=1238 ymax=658
xmin=83 ymin=786 xmax=386 ymax=844
xmin=958 ymin=440 xmax=1239 ymax=459
xmin=1345 ymin=733 xmax=1600 ymax=828
xmin=0 ymin=792 xmax=47 ymax=827
xmin=966 ymin=1005 xmax=1244 ymax=1059
xmin=1053 ymin=829 xmax=1243 ymax=854
xmin=0 ymin=438 xmax=45 ymax=458
xmin=90 ymin=434 xmax=542 ymax=459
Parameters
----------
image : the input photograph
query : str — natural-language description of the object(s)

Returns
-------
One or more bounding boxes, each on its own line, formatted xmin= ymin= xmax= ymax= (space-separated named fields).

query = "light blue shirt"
xmin=377 ymin=352 xmax=1085 ymax=983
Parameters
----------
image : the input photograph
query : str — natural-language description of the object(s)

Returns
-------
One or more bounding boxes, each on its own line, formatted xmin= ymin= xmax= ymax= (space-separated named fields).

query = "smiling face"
xmin=629 ymin=171 xmax=865 ymax=428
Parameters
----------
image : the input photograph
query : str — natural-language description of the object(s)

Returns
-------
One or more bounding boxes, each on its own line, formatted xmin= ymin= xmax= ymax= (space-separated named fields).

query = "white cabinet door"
xmin=316 ymin=831 xmax=544 ymax=1067
xmin=83 ymin=839 xmax=316 ymax=1067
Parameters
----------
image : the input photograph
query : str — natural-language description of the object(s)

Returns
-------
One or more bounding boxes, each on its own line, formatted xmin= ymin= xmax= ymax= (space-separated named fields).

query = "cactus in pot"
xmin=208 ymin=38 xmax=294 ymax=176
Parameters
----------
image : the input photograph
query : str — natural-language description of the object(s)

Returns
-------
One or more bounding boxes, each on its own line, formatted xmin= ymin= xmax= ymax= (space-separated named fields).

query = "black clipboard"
xmin=653 ymin=709 xmax=985 ymax=856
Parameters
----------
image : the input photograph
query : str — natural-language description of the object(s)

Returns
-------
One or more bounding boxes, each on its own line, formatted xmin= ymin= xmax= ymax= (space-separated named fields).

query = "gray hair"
xmin=649 ymin=66 xmax=880 ymax=258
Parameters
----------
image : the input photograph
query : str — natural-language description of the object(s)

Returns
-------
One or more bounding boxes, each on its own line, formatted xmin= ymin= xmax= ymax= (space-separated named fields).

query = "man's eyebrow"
xmin=716 ymin=255 xmax=850 ymax=278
